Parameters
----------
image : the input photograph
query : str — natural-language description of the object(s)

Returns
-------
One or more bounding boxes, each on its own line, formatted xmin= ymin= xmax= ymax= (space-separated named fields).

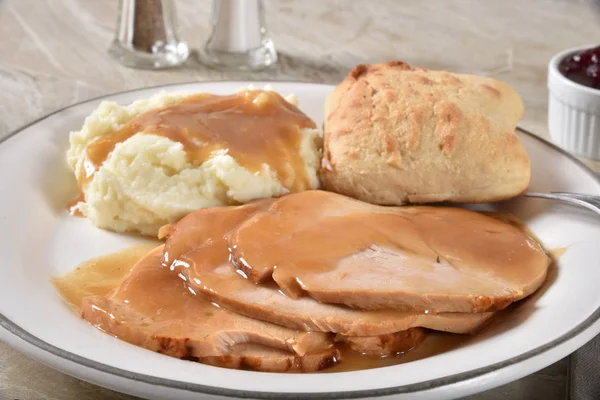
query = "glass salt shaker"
xmin=109 ymin=0 xmax=189 ymax=69
xmin=199 ymin=0 xmax=277 ymax=71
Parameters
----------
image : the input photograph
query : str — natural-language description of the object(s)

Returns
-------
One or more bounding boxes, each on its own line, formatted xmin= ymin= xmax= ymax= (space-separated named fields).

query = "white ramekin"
xmin=548 ymin=45 xmax=600 ymax=160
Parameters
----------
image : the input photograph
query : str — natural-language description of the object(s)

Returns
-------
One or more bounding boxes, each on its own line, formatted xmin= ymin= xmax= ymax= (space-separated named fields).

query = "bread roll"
xmin=321 ymin=61 xmax=530 ymax=204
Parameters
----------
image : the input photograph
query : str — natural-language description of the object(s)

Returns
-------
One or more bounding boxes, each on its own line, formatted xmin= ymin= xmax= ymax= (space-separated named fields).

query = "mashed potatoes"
xmin=67 ymin=88 xmax=322 ymax=236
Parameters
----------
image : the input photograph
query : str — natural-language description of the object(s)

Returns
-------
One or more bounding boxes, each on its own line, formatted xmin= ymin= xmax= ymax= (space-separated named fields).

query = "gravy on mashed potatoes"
xmin=67 ymin=88 xmax=322 ymax=236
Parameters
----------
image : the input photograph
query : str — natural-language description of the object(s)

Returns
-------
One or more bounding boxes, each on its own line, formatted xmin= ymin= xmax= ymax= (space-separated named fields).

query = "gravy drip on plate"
xmin=73 ymin=90 xmax=316 ymax=203
xmin=52 ymin=243 xmax=158 ymax=310
xmin=328 ymin=333 xmax=470 ymax=372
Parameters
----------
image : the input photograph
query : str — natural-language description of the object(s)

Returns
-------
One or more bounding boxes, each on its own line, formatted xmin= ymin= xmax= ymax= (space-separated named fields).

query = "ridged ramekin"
xmin=548 ymin=45 xmax=600 ymax=160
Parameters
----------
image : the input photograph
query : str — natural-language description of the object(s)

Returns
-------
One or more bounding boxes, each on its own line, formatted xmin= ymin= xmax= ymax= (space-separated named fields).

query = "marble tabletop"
xmin=1 ymin=0 xmax=599 ymax=399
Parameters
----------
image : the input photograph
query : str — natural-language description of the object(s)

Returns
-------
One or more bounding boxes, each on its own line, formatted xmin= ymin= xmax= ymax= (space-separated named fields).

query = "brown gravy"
xmin=75 ymin=90 xmax=316 ymax=196
xmin=53 ymin=244 xmax=474 ymax=372
xmin=52 ymin=243 xmax=158 ymax=310
xmin=53 ymin=199 xmax=552 ymax=373
xmin=164 ymin=200 xmax=493 ymax=339
xmin=328 ymin=333 xmax=471 ymax=372
xmin=331 ymin=258 xmax=558 ymax=373
xmin=229 ymin=191 xmax=549 ymax=312
xmin=485 ymin=211 xmax=543 ymax=244
xmin=487 ymin=211 xmax=568 ymax=261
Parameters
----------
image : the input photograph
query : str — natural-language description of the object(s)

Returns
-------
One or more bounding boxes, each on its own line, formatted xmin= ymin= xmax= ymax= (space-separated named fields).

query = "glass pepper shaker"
xmin=199 ymin=0 xmax=277 ymax=71
xmin=108 ymin=0 xmax=189 ymax=69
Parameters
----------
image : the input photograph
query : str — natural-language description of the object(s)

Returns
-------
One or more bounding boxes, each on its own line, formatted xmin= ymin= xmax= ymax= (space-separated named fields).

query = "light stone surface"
xmin=0 ymin=0 xmax=598 ymax=398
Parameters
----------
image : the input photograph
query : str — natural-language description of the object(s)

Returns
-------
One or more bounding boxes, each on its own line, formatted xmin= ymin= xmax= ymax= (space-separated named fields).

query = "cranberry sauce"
xmin=559 ymin=46 xmax=600 ymax=89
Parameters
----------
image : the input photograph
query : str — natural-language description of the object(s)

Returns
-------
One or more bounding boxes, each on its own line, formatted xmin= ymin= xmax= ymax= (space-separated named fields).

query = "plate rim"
xmin=1 ymin=80 xmax=599 ymax=399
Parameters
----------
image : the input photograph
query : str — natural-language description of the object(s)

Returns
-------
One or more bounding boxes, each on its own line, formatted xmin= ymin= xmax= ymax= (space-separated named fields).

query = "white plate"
xmin=1 ymin=81 xmax=600 ymax=400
